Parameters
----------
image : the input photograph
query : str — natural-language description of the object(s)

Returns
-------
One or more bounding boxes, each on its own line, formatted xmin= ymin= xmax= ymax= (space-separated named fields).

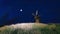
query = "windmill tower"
xmin=32 ymin=10 xmax=40 ymax=23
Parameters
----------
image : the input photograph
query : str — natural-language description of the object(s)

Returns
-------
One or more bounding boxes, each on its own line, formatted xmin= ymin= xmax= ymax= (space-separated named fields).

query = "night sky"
xmin=0 ymin=0 xmax=60 ymax=26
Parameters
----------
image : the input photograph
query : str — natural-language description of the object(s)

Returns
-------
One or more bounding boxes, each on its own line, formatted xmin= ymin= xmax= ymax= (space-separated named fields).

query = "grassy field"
xmin=0 ymin=23 xmax=60 ymax=34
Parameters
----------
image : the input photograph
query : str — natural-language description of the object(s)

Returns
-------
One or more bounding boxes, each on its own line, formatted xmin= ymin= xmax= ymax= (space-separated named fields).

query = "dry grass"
xmin=0 ymin=23 xmax=60 ymax=34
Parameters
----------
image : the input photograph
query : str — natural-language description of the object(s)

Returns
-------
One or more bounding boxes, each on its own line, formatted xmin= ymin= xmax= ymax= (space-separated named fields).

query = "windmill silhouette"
xmin=32 ymin=10 xmax=40 ymax=23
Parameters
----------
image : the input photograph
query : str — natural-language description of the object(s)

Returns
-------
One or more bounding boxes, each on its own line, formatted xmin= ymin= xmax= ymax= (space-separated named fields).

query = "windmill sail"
xmin=36 ymin=10 xmax=38 ymax=16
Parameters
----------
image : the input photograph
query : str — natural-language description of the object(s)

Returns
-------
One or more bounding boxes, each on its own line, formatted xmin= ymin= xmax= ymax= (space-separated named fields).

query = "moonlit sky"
xmin=0 ymin=0 xmax=60 ymax=26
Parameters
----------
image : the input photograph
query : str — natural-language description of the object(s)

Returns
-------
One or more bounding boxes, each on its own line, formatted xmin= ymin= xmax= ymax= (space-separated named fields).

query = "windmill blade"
xmin=32 ymin=13 xmax=35 ymax=16
xmin=36 ymin=10 xmax=38 ymax=15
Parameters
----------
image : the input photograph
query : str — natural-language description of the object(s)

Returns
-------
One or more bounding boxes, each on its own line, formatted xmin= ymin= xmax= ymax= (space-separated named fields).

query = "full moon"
xmin=20 ymin=9 xmax=23 ymax=12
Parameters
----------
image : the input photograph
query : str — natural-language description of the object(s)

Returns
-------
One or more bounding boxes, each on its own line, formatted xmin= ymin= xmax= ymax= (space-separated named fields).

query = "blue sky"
xmin=0 ymin=0 xmax=60 ymax=26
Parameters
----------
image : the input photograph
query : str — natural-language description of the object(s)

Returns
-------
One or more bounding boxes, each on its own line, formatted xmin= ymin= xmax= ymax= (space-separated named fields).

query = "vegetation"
xmin=0 ymin=24 xmax=60 ymax=34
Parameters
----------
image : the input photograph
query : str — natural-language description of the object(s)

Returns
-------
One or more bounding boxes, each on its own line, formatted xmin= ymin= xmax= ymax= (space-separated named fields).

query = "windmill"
xmin=32 ymin=10 xmax=40 ymax=23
